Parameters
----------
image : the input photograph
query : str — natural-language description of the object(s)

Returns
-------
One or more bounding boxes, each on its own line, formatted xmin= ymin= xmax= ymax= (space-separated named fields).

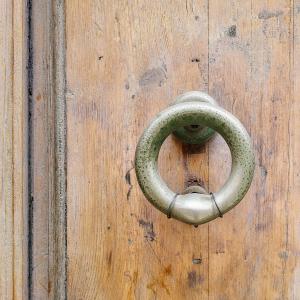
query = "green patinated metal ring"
xmin=135 ymin=91 xmax=255 ymax=226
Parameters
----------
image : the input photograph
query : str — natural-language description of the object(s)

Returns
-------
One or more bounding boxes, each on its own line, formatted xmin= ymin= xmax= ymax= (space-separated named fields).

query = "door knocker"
xmin=135 ymin=91 xmax=255 ymax=226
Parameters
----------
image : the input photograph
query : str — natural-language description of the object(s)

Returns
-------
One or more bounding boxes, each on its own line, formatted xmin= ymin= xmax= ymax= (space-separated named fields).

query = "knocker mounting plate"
xmin=171 ymin=91 xmax=218 ymax=145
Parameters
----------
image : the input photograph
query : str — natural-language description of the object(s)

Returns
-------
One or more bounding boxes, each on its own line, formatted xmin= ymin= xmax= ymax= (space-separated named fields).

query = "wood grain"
xmin=66 ymin=0 xmax=210 ymax=299
xmin=30 ymin=0 xmax=67 ymax=299
xmin=208 ymin=0 xmax=299 ymax=299
xmin=30 ymin=1 xmax=56 ymax=298
xmin=30 ymin=1 xmax=54 ymax=298
xmin=0 ymin=0 xmax=28 ymax=298
xmin=291 ymin=0 xmax=300 ymax=296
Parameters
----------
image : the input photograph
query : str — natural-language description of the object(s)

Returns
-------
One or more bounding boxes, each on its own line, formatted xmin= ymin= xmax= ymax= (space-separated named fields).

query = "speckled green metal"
xmin=135 ymin=92 xmax=255 ymax=225
xmin=172 ymin=91 xmax=218 ymax=144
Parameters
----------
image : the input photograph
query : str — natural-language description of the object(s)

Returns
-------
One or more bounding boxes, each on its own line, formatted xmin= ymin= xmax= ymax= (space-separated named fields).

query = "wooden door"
xmin=1 ymin=0 xmax=300 ymax=299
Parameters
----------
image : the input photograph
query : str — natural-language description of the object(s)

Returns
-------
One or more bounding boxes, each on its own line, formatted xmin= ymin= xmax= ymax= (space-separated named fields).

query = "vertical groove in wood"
xmin=0 ymin=0 xmax=28 ymax=299
xmin=27 ymin=0 xmax=33 ymax=297
xmin=291 ymin=0 xmax=300 ymax=296
xmin=30 ymin=0 xmax=67 ymax=299
xmin=52 ymin=0 xmax=67 ymax=298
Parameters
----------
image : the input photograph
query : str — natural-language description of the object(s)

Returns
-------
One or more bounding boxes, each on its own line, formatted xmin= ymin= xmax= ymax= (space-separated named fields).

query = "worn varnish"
xmin=0 ymin=0 xmax=28 ymax=298
xmin=208 ymin=1 xmax=300 ymax=298
xmin=30 ymin=2 xmax=55 ymax=298
xmin=1 ymin=0 xmax=298 ymax=299
xmin=64 ymin=0 xmax=300 ymax=299
xmin=30 ymin=1 xmax=67 ymax=299
xmin=66 ymin=1 xmax=209 ymax=299
xmin=291 ymin=0 xmax=300 ymax=296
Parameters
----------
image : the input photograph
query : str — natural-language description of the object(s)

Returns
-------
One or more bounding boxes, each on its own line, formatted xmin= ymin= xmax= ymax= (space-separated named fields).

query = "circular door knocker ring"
xmin=135 ymin=91 xmax=255 ymax=226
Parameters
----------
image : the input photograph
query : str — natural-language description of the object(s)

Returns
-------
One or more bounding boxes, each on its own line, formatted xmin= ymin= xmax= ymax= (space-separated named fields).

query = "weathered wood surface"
xmin=208 ymin=1 xmax=300 ymax=298
xmin=66 ymin=1 xmax=210 ymax=299
xmin=64 ymin=0 xmax=300 ymax=299
xmin=30 ymin=1 xmax=57 ymax=299
xmin=0 ymin=0 xmax=28 ymax=299
xmin=30 ymin=1 xmax=55 ymax=298
xmin=12 ymin=0 xmax=298 ymax=299
xmin=291 ymin=0 xmax=300 ymax=296
xmin=30 ymin=0 xmax=67 ymax=299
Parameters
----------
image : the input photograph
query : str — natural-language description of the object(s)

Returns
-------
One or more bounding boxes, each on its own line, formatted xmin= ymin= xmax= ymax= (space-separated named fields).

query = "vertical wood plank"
xmin=208 ymin=0 xmax=298 ymax=298
xmin=30 ymin=1 xmax=55 ymax=298
xmin=66 ymin=0 xmax=209 ymax=299
xmin=0 ymin=0 xmax=28 ymax=299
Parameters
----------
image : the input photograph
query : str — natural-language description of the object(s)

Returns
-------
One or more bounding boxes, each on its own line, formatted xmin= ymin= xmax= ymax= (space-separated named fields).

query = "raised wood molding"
xmin=1 ymin=0 xmax=67 ymax=299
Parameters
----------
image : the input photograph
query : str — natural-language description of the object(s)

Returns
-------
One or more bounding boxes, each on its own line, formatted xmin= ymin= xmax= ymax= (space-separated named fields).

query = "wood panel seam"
xmin=26 ymin=0 xmax=33 ymax=298
xmin=28 ymin=0 xmax=67 ymax=298
xmin=53 ymin=0 xmax=67 ymax=299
